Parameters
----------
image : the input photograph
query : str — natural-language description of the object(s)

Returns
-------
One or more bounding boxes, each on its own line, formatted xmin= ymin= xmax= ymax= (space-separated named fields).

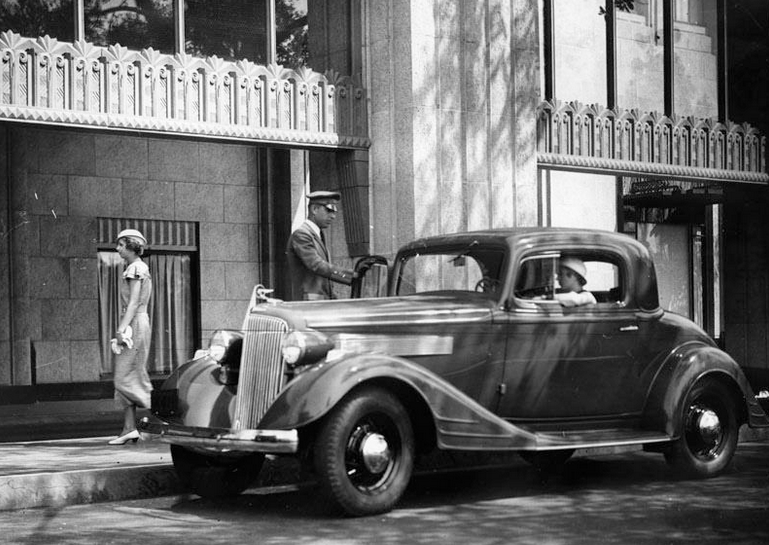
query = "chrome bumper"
xmin=138 ymin=417 xmax=298 ymax=454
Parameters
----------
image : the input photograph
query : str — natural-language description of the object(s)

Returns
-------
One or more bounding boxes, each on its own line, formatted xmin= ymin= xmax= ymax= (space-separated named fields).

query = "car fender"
xmin=158 ymin=354 xmax=238 ymax=429
xmin=642 ymin=341 xmax=769 ymax=436
xmin=258 ymin=353 xmax=547 ymax=451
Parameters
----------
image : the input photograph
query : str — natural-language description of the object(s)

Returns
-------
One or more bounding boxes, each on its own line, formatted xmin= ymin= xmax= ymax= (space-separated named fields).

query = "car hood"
xmin=251 ymin=293 xmax=496 ymax=331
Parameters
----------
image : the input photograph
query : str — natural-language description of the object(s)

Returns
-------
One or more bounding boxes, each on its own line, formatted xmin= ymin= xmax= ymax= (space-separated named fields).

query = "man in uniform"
xmin=286 ymin=190 xmax=357 ymax=300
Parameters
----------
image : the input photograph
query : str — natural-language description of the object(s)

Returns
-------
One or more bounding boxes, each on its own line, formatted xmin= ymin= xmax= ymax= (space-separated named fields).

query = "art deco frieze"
xmin=0 ymin=32 xmax=369 ymax=149
xmin=537 ymin=100 xmax=768 ymax=183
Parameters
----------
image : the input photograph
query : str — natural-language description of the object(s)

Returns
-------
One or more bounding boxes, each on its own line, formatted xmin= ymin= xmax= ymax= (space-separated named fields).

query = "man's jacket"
xmin=285 ymin=221 xmax=354 ymax=300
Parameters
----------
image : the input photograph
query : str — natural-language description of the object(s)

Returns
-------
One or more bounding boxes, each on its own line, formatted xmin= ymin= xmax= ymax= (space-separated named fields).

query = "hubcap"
xmin=694 ymin=407 xmax=721 ymax=447
xmin=359 ymin=432 xmax=391 ymax=474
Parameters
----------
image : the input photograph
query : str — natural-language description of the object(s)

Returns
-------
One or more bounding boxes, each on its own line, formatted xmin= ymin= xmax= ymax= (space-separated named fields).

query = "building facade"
xmin=1 ymin=1 xmax=767 ymax=406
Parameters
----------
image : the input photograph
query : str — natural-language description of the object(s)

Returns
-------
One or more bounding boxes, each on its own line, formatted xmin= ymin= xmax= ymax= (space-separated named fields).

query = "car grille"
xmin=232 ymin=313 xmax=289 ymax=430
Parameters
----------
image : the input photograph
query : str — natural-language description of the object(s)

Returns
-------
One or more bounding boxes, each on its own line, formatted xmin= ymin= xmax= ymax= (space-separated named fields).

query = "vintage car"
xmin=139 ymin=228 xmax=769 ymax=516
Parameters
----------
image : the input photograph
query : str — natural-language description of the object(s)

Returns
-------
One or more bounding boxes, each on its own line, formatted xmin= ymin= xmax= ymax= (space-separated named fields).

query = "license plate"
xmin=151 ymin=389 xmax=179 ymax=417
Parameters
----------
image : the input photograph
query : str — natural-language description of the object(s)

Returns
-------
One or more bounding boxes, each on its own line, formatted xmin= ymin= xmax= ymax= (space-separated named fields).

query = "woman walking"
xmin=109 ymin=229 xmax=153 ymax=445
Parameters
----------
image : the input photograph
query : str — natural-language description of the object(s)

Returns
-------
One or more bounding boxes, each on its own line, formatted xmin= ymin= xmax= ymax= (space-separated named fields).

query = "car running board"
xmin=530 ymin=428 xmax=672 ymax=451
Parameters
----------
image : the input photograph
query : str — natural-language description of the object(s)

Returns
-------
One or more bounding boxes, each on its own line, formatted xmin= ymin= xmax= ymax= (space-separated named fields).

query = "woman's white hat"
xmin=559 ymin=257 xmax=587 ymax=285
xmin=117 ymin=228 xmax=147 ymax=245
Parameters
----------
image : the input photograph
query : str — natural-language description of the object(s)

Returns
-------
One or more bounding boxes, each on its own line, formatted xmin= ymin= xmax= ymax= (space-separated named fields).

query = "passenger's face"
xmin=558 ymin=266 xmax=582 ymax=292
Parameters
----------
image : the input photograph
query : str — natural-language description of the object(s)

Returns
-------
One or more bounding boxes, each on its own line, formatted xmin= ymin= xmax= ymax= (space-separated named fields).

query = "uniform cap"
xmin=559 ymin=257 xmax=587 ymax=285
xmin=117 ymin=228 xmax=147 ymax=245
xmin=307 ymin=190 xmax=341 ymax=205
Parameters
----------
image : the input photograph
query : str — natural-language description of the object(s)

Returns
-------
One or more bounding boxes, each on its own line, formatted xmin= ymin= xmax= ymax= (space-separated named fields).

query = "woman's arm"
xmin=116 ymin=279 xmax=142 ymax=344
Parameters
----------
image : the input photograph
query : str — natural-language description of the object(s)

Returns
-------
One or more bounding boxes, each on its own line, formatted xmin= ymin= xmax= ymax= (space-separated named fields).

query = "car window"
xmin=397 ymin=248 xmax=505 ymax=296
xmin=514 ymin=251 xmax=625 ymax=308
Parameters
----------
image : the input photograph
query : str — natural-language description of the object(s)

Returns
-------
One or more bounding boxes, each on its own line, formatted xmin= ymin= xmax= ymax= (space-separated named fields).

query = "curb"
xmin=0 ymin=464 xmax=181 ymax=512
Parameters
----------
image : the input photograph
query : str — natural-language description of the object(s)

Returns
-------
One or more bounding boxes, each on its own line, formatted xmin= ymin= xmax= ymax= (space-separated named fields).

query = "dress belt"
xmin=122 ymin=306 xmax=149 ymax=314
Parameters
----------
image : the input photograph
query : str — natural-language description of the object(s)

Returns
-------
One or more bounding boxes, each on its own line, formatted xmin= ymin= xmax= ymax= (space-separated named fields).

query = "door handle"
xmin=619 ymin=325 xmax=639 ymax=332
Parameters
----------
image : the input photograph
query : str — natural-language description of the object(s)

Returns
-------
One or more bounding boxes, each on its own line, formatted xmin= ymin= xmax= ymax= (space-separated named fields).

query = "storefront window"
xmin=85 ymin=0 xmax=174 ymax=53
xmin=185 ymin=0 xmax=268 ymax=63
xmin=0 ymin=0 xmax=75 ymax=42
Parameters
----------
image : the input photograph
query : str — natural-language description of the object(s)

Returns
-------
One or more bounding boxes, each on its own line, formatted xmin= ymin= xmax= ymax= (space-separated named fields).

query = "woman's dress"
xmin=113 ymin=259 xmax=153 ymax=409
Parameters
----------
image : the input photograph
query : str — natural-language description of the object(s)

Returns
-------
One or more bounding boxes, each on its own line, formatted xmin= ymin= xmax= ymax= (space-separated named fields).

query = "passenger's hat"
xmin=117 ymin=228 xmax=147 ymax=245
xmin=559 ymin=257 xmax=587 ymax=286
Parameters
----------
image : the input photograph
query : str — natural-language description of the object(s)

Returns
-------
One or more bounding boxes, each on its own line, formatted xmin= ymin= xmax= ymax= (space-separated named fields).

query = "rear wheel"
xmin=313 ymin=386 xmax=415 ymax=516
xmin=664 ymin=377 xmax=739 ymax=478
xmin=171 ymin=445 xmax=264 ymax=498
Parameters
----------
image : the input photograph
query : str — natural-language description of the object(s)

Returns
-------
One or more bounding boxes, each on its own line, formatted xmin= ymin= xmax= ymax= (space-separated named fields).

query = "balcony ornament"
xmin=537 ymin=99 xmax=767 ymax=184
xmin=0 ymin=31 xmax=368 ymax=149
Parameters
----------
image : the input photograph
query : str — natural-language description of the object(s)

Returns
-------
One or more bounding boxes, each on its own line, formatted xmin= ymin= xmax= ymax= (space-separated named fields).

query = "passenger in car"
xmin=555 ymin=257 xmax=597 ymax=307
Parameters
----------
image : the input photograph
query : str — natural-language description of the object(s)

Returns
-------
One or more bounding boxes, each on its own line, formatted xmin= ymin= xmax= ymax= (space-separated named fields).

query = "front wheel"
xmin=664 ymin=377 xmax=739 ymax=478
xmin=171 ymin=445 xmax=264 ymax=498
xmin=313 ymin=386 xmax=415 ymax=516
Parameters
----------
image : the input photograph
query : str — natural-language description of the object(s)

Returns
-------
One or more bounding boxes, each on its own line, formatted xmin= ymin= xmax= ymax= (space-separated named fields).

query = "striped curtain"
xmin=98 ymin=252 xmax=194 ymax=375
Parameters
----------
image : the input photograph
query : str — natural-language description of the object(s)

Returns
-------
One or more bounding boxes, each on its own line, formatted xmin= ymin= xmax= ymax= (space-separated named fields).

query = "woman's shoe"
xmin=108 ymin=429 xmax=140 ymax=445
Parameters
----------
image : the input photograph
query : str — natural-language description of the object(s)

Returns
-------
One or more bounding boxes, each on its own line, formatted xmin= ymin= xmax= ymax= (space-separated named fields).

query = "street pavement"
xmin=3 ymin=441 xmax=769 ymax=545
xmin=1 ymin=422 xmax=767 ymax=513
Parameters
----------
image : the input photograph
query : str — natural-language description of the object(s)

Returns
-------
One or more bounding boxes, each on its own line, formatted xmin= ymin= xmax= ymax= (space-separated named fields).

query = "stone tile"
xmin=94 ymin=134 xmax=149 ymax=179
xmin=39 ymin=216 xmax=98 ymax=258
xmin=29 ymin=258 xmax=69 ymax=299
xmin=199 ymin=223 xmax=249 ymax=262
xmin=225 ymin=262 xmax=262 ymax=300
xmin=223 ymin=185 xmax=258 ymax=224
xmin=148 ymin=139 xmax=199 ymax=182
xmin=70 ymin=257 xmax=98 ymax=299
xmin=467 ymin=181 xmax=490 ymax=231
xmin=13 ymin=339 xmax=32 ymax=385
xmin=68 ymin=175 xmax=123 ymax=218
xmin=9 ymin=127 xmax=40 ymax=173
xmin=438 ymin=38 xmax=461 ymax=111
xmin=26 ymin=174 xmax=69 ymax=217
xmin=174 ymin=182 xmax=223 ymax=223
xmin=0 ymin=293 xmax=8 ymax=342
xmin=201 ymin=300 xmax=247 ymax=331
xmin=440 ymin=110 xmax=462 ymax=181
xmin=38 ymin=130 xmax=95 ymax=176
xmin=71 ymin=299 xmax=99 ymax=340
xmin=123 ymin=179 xmax=175 ymax=220
xmin=11 ymin=216 xmax=40 ymax=258
xmin=200 ymin=143 xmax=253 ymax=185
xmin=199 ymin=261 xmax=226 ymax=300
xmin=34 ymin=341 xmax=71 ymax=383
xmin=0 ymin=342 xmax=9 ymax=384
xmin=9 ymin=297 xmax=41 ymax=340
xmin=70 ymin=341 xmax=102 ymax=382
xmin=41 ymin=299 xmax=72 ymax=340
xmin=247 ymin=223 xmax=262 ymax=263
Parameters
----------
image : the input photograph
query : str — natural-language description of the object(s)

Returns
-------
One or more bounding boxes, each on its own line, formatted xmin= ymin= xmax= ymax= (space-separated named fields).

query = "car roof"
xmin=399 ymin=227 xmax=644 ymax=253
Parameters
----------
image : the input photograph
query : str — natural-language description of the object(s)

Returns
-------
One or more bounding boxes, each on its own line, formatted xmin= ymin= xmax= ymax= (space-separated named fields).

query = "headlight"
xmin=281 ymin=330 xmax=334 ymax=367
xmin=208 ymin=330 xmax=242 ymax=364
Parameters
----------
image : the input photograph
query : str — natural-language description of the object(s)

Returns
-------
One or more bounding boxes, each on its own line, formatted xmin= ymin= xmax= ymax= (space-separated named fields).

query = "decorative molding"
xmin=0 ymin=32 xmax=369 ymax=149
xmin=537 ymin=100 xmax=768 ymax=184
xmin=98 ymin=218 xmax=198 ymax=250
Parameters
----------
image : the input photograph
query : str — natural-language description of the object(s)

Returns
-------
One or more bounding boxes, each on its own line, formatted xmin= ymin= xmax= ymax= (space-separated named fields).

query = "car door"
xmin=495 ymin=250 xmax=647 ymax=427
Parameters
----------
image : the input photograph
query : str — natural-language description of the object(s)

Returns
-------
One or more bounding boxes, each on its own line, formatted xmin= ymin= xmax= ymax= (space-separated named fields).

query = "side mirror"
xmin=351 ymin=256 xmax=389 ymax=298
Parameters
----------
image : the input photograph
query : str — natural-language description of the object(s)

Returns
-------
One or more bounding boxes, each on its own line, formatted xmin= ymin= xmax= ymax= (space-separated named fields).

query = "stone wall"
xmin=0 ymin=124 xmax=263 ymax=385
xmin=364 ymin=0 xmax=541 ymax=257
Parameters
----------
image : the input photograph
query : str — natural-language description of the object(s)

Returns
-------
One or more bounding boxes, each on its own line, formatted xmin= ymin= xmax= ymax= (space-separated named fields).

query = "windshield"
xmin=396 ymin=246 xmax=506 ymax=296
